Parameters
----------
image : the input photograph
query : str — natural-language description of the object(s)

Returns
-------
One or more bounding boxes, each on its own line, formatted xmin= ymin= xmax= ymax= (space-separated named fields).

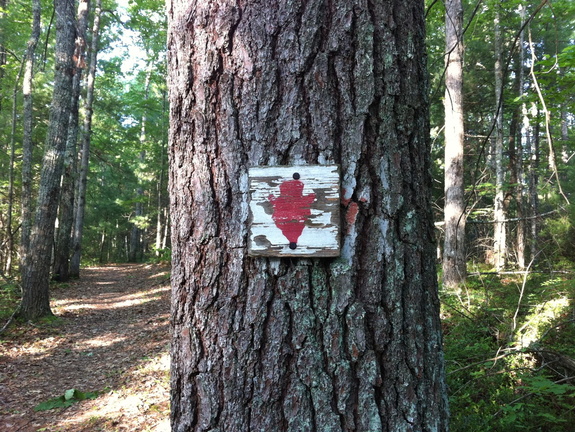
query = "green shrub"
xmin=443 ymin=273 xmax=575 ymax=431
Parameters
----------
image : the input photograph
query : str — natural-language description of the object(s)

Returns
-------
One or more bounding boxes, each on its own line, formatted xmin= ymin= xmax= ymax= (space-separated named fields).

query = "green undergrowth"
xmin=34 ymin=389 xmax=99 ymax=412
xmin=0 ymin=279 xmax=20 ymax=321
xmin=1 ymin=279 xmax=70 ymax=330
xmin=442 ymin=270 xmax=575 ymax=431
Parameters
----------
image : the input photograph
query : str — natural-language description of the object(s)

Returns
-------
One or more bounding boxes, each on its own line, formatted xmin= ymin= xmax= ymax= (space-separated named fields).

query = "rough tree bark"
xmin=19 ymin=0 xmax=76 ymax=320
xmin=5 ymin=62 xmax=24 ymax=274
xmin=70 ymin=0 xmax=102 ymax=278
xmin=20 ymin=0 xmax=41 ymax=272
xmin=443 ymin=0 xmax=466 ymax=288
xmin=54 ymin=0 xmax=90 ymax=282
xmin=168 ymin=1 xmax=449 ymax=431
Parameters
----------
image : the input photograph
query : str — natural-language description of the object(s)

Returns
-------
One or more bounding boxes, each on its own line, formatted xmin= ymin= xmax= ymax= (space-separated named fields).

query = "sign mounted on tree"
xmin=248 ymin=165 xmax=340 ymax=257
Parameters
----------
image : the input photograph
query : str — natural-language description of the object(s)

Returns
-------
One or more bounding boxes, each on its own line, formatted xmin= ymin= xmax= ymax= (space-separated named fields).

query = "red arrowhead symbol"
xmin=268 ymin=173 xmax=316 ymax=249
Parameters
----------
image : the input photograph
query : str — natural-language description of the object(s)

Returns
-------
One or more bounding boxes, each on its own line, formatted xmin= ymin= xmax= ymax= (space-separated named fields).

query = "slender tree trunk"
xmin=507 ymin=108 xmax=524 ymax=269
xmin=155 ymin=97 xmax=167 ymax=257
xmin=129 ymin=65 xmax=153 ymax=262
xmin=54 ymin=0 xmax=90 ymax=282
xmin=5 ymin=62 xmax=24 ymax=275
xmin=70 ymin=0 xmax=101 ymax=277
xmin=515 ymin=5 xmax=528 ymax=270
xmin=560 ymin=102 xmax=569 ymax=164
xmin=443 ymin=0 xmax=466 ymax=287
xmin=129 ymin=178 xmax=144 ymax=262
xmin=507 ymin=73 xmax=520 ymax=267
xmin=155 ymin=170 xmax=164 ymax=256
xmin=20 ymin=0 xmax=42 ymax=271
xmin=99 ymin=229 xmax=106 ymax=263
xmin=19 ymin=0 xmax=76 ymax=320
xmin=162 ymin=207 xmax=169 ymax=250
xmin=493 ymin=10 xmax=506 ymax=271
xmin=168 ymin=1 xmax=449 ymax=431
xmin=558 ymin=67 xmax=570 ymax=165
xmin=0 ymin=0 xmax=7 ymax=113
xmin=529 ymin=109 xmax=540 ymax=260
xmin=521 ymin=24 xmax=540 ymax=262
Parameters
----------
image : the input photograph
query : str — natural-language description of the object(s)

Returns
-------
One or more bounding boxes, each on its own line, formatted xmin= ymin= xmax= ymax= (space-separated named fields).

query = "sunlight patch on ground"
xmin=81 ymin=335 xmax=127 ymax=349
xmin=54 ymin=351 xmax=170 ymax=431
xmin=3 ymin=336 xmax=64 ymax=360
xmin=515 ymin=296 xmax=571 ymax=348
xmin=53 ymin=285 xmax=170 ymax=312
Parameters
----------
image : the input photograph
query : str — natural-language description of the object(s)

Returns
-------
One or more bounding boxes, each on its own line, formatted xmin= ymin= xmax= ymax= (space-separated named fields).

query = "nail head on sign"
xmin=293 ymin=172 xmax=300 ymax=180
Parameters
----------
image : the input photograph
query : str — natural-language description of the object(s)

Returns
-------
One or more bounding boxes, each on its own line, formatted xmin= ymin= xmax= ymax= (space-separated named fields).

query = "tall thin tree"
xmin=20 ymin=0 xmax=41 ymax=271
xmin=70 ymin=0 xmax=102 ymax=278
xmin=515 ymin=4 xmax=528 ymax=269
xmin=129 ymin=64 xmax=153 ymax=262
xmin=5 ymin=62 xmax=24 ymax=274
xmin=443 ymin=0 xmax=466 ymax=287
xmin=0 ymin=0 xmax=7 ymax=113
xmin=493 ymin=8 xmax=506 ymax=270
xmin=54 ymin=0 xmax=90 ymax=281
xmin=19 ymin=0 xmax=77 ymax=320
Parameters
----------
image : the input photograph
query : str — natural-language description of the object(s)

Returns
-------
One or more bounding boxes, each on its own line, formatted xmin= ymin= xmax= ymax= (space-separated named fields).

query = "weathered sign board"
xmin=248 ymin=165 xmax=340 ymax=257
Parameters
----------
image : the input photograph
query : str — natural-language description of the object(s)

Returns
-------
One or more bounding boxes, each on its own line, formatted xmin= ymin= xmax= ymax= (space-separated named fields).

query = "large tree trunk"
xmin=168 ymin=1 xmax=449 ymax=431
xmin=54 ymin=0 xmax=90 ymax=282
xmin=19 ymin=0 xmax=76 ymax=320
xmin=20 ymin=0 xmax=41 ymax=273
xmin=70 ymin=0 xmax=102 ymax=278
xmin=443 ymin=0 xmax=466 ymax=288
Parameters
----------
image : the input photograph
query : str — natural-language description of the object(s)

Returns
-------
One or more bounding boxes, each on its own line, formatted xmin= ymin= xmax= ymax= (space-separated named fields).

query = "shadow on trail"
xmin=0 ymin=263 xmax=171 ymax=432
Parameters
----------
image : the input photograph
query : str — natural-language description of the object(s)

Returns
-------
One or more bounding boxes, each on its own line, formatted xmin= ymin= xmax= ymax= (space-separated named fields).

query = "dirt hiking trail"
xmin=0 ymin=264 xmax=171 ymax=431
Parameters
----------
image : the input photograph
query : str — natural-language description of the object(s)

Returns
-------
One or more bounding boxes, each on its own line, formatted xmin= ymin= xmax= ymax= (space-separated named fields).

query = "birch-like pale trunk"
xmin=155 ymin=153 xmax=165 ymax=256
xmin=515 ymin=5 xmax=528 ymax=270
xmin=443 ymin=0 xmax=466 ymax=287
xmin=168 ymin=1 xmax=449 ymax=430
xmin=161 ymin=207 xmax=169 ymax=250
xmin=529 ymin=107 xmax=540 ymax=260
xmin=493 ymin=10 xmax=506 ymax=271
xmin=560 ymin=100 xmax=569 ymax=163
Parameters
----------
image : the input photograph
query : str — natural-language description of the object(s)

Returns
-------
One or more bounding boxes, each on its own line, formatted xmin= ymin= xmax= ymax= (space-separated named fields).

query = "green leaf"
xmin=64 ymin=388 xmax=76 ymax=401
xmin=33 ymin=396 xmax=68 ymax=412
xmin=33 ymin=389 xmax=99 ymax=411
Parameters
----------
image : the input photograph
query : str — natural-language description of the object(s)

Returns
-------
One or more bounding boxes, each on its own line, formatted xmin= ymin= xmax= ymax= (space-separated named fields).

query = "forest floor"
xmin=0 ymin=263 xmax=171 ymax=432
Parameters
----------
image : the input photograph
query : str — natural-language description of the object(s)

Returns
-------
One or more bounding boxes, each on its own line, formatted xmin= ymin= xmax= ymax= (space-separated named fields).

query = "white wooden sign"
xmin=248 ymin=165 xmax=340 ymax=257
